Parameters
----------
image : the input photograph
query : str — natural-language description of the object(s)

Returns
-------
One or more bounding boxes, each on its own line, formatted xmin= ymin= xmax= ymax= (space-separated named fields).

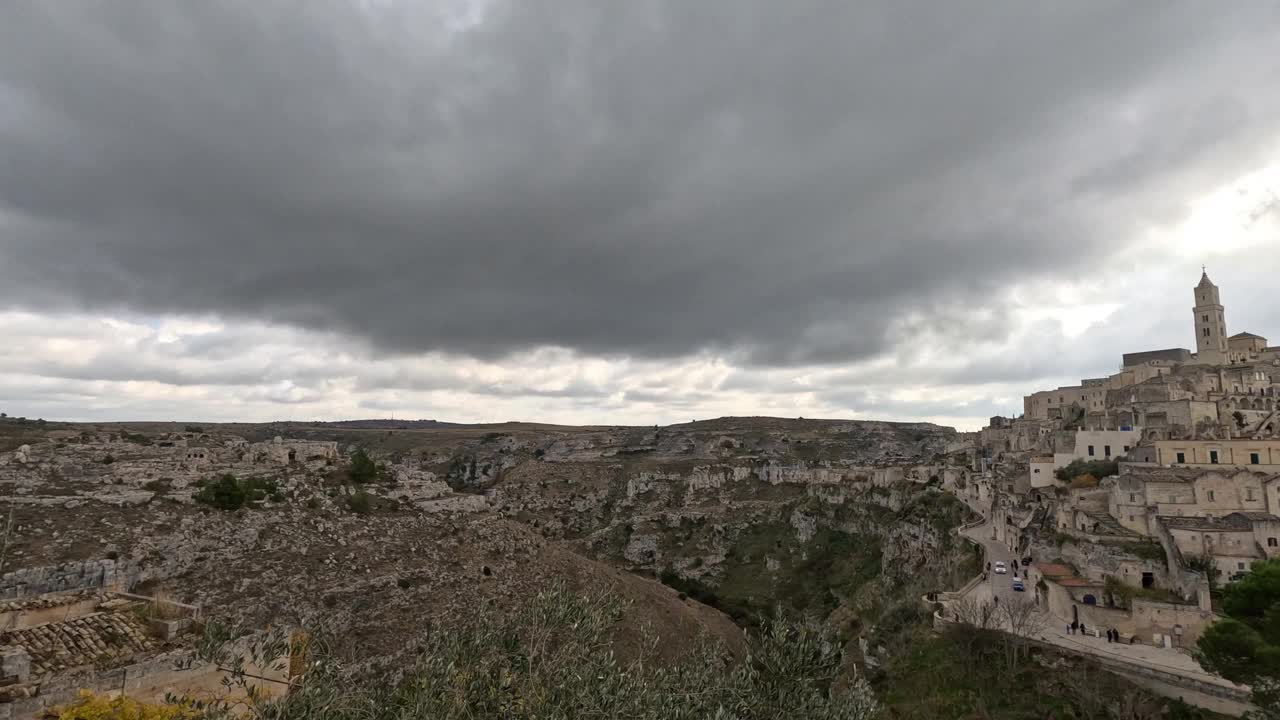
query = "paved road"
xmin=961 ymin=521 xmax=1023 ymax=608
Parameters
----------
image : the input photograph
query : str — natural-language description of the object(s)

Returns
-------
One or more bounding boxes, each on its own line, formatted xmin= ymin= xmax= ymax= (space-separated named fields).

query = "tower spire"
xmin=1192 ymin=269 xmax=1226 ymax=363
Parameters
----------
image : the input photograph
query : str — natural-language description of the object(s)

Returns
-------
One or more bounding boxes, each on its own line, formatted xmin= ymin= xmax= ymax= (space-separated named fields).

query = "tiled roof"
xmin=1159 ymin=514 xmax=1252 ymax=531
xmin=1058 ymin=578 xmax=1102 ymax=588
xmin=1233 ymin=511 xmax=1280 ymax=522
xmin=1034 ymin=563 xmax=1075 ymax=578
xmin=0 ymin=612 xmax=156 ymax=675
xmin=1122 ymin=467 xmax=1215 ymax=483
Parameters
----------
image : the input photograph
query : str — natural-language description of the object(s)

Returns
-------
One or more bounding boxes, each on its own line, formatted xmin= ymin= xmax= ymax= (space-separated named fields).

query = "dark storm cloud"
xmin=1 ymin=1 xmax=1277 ymax=365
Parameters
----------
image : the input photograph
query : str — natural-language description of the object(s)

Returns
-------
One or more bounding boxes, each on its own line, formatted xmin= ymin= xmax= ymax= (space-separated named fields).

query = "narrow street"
xmin=960 ymin=521 xmax=1018 ymax=609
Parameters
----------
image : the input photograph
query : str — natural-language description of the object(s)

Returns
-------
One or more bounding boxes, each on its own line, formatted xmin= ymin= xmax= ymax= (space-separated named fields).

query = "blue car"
xmin=1011 ymin=577 xmax=1025 ymax=592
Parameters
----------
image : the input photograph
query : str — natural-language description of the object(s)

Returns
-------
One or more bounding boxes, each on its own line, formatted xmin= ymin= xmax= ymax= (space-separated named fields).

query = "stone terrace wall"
xmin=0 ymin=561 xmax=140 ymax=602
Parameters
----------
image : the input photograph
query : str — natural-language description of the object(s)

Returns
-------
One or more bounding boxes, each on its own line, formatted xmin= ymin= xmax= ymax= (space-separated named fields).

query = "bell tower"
xmin=1192 ymin=268 xmax=1227 ymax=364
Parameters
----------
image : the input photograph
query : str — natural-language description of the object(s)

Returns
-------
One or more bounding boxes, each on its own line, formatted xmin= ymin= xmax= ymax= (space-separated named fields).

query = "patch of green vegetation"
xmin=1055 ymin=458 xmax=1119 ymax=482
xmin=673 ymin=523 xmax=884 ymax=626
xmin=896 ymin=489 xmax=975 ymax=540
xmin=347 ymin=447 xmax=390 ymax=484
xmin=1197 ymin=557 xmax=1280 ymax=713
xmin=195 ymin=580 xmax=878 ymax=720
xmin=193 ymin=474 xmax=280 ymax=511
xmin=1103 ymin=575 xmax=1186 ymax=609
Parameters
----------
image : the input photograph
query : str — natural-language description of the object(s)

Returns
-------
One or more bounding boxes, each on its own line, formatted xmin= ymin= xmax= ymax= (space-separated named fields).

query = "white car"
xmin=993 ymin=561 xmax=1007 ymax=574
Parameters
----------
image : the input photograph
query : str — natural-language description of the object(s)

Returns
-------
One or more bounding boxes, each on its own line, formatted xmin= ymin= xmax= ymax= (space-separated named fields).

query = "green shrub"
xmin=1197 ymin=557 xmax=1280 ymax=713
xmin=193 ymin=474 xmax=279 ymax=511
xmin=347 ymin=448 xmax=389 ymax=484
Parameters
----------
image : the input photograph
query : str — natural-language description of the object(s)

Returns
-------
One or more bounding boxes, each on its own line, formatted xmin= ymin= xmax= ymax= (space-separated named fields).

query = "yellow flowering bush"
xmin=56 ymin=691 xmax=195 ymax=720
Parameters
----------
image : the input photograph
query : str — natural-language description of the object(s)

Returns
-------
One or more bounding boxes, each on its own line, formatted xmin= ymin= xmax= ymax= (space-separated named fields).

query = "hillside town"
xmin=930 ymin=270 xmax=1280 ymax=708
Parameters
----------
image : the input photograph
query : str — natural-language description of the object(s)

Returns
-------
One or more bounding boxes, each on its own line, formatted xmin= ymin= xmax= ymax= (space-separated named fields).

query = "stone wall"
xmin=0 ymin=560 xmax=139 ymax=601
xmin=1132 ymin=599 xmax=1215 ymax=649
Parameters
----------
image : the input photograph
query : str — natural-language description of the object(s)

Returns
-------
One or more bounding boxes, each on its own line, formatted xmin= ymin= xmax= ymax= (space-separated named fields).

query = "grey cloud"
xmin=1 ymin=2 xmax=1278 ymax=367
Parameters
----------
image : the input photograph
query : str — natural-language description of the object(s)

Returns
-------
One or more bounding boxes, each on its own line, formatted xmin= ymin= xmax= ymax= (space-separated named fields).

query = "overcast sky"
xmin=1 ymin=1 xmax=1279 ymax=430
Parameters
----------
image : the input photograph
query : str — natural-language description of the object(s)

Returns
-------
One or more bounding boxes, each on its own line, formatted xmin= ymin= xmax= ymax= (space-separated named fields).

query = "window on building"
xmin=1033 ymin=468 xmax=1040 ymax=474
xmin=1207 ymin=490 xmax=1215 ymax=502
xmin=1203 ymin=314 xmax=1209 ymax=322
xmin=1129 ymin=493 xmax=1136 ymax=502
xmin=1247 ymin=488 xmax=1256 ymax=501
xmin=1123 ymin=445 xmax=1130 ymax=452
xmin=1204 ymin=327 xmax=1211 ymax=337
xmin=1104 ymin=445 xmax=1111 ymax=457
xmin=1239 ymin=562 xmax=1247 ymax=570
xmin=1176 ymin=452 xmax=1186 ymax=464
xmin=1269 ymin=538 xmax=1278 ymax=548
xmin=1210 ymin=450 xmax=1220 ymax=464
xmin=1088 ymin=445 xmax=1095 ymax=457
xmin=1129 ymin=515 xmax=1135 ymax=522
xmin=1251 ymin=452 xmax=1261 ymax=465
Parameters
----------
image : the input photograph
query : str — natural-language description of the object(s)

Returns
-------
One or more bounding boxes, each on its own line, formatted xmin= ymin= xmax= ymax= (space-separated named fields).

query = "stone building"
xmin=1160 ymin=513 xmax=1276 ymax=582
xmin=1108 ymin=466 xmax=1276 ymax=535
xmin=1154 ymin=438 xmax=1280 ymax=470
xmin=1023 ymin=271 xmax=1279 ymax=422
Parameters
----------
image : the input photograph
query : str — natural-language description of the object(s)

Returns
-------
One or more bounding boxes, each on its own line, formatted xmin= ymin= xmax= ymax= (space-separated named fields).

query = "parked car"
xmin=1011 ymin=576 xmax=1025 ymax=592
xmin=993 ymin=561 xmax=1007 ymax=575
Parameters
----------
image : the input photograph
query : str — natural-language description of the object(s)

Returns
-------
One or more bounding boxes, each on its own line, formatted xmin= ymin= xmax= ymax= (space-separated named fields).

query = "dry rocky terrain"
xmin=0 ymin=417 xmax=962 ymax=664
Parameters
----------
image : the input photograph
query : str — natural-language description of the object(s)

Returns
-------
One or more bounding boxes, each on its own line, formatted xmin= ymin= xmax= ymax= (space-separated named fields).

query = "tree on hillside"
xmin=347 ymin=447 xmax=388 ymax=484
xmin=1196 ymin=557 xmax=1280 ymax=715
